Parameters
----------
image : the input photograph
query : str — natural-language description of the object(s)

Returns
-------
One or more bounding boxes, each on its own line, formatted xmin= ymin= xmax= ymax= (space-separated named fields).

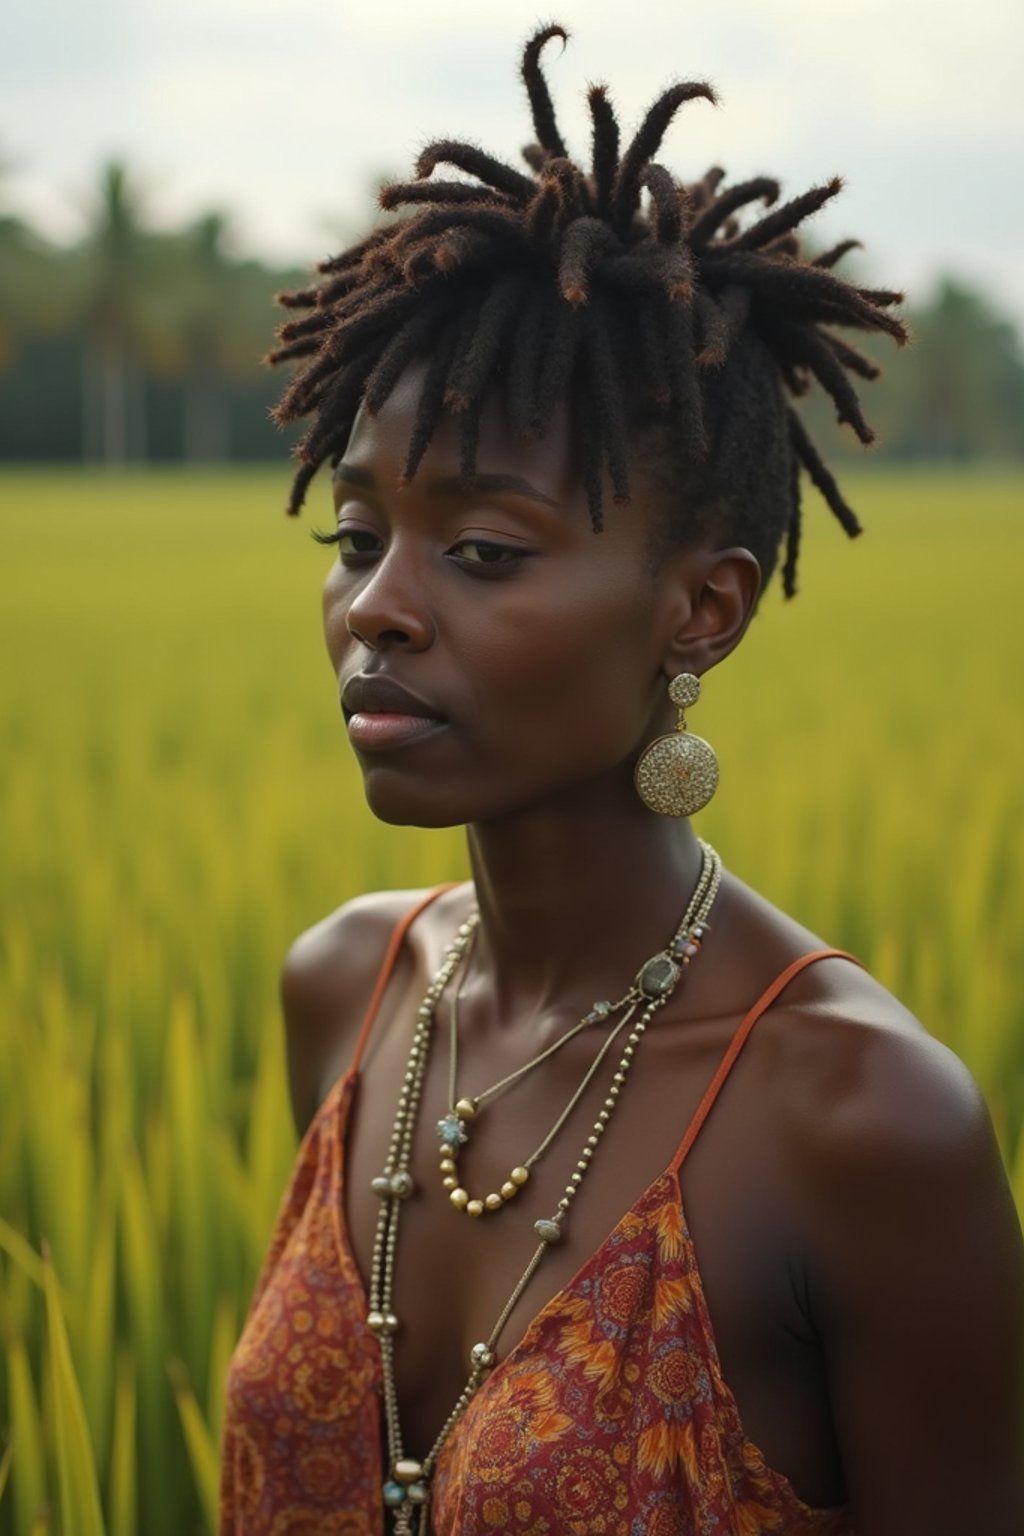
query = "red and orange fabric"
xmin=220 ymin=892 xmax=859 ymax=1535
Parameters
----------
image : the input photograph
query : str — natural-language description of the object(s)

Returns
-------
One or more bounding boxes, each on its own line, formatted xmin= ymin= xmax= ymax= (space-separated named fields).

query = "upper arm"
xmin=796 ymin=1025 xmax=1024 ymax=1535
xmin=279 ymin=889 xmax=426 ymax=1139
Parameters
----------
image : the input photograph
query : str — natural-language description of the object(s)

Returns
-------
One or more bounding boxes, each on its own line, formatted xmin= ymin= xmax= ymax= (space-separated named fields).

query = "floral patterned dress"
xmin=220 ymin=890 xmax=861 ymax=1536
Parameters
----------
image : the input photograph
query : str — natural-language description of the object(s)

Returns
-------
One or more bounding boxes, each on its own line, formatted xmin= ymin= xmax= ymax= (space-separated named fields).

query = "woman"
xmin=220 ymin=25 xmax=1024 ymax=1536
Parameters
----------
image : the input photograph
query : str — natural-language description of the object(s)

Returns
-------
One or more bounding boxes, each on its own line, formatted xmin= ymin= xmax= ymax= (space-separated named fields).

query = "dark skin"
xmin=282 ymin=363 xmax=1024 ymax=1534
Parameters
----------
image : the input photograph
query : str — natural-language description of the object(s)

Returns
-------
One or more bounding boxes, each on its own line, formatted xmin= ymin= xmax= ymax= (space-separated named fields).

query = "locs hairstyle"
xmin=267 ymin=24 xmax=908 ymax=599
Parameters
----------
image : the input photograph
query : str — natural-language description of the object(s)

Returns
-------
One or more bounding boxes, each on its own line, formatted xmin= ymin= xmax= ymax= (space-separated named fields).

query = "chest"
xmin=341 ymin=983 xmax=846 ymax=1508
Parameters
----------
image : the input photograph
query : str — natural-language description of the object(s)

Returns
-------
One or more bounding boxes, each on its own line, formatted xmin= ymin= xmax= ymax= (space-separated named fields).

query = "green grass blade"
xmin=41 ymin=1244 xmax=107 ymax=1536
xmin=246 ymin=1012 xmax=297 ymax=1241
xmin=0 ymin=1437 xmax=14 ymax=1504
xmin=5 ymin=1327 xmax=48 ymax=1536
xmin=0 ymin=1219 xmax=47 ymax=1292
xmin=118 ymin=1145 xmax=174 ymax=1536
xmin=107 ymin=1352 xmax=136 ymax=1536
xmin=206 ymin=1296 xmax=237 ymax=1453
xmin=167 ymin=1361 xmax=219 ymax=1535
xmin=0 ymin=1217 xmax=79 ymax=1329
xmin=81 ymin=1196 xmax=116 ymax=1477
xmin=166 ymin=992 xmax=213 ymax=1383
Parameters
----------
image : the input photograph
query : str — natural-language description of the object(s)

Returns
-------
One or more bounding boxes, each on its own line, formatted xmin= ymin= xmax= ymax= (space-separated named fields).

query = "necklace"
xmin=436 ymin=846 xmax=722 ymax=1217
xmin=367 ymin=840 xmax=723 ymax=1535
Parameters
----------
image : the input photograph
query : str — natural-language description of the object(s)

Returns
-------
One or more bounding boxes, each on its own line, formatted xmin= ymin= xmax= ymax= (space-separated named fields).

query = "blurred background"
xmin=1 ymin=2 xmax=1022 ymax=1532
xmin=3 ymin=0 xmax=1024 ymax=462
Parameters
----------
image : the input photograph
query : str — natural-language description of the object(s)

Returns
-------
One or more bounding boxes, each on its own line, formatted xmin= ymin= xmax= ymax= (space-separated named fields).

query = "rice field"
xmin=1 ymin=465 xmax=1023 ymax=1534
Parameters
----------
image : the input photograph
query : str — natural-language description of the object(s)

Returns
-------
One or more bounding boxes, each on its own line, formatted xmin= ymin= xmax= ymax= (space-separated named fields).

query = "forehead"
xmin=339 ymin=359 xmax=584 ymax=514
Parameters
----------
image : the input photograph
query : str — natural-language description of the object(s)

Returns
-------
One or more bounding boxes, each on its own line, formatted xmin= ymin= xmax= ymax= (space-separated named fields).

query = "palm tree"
xmin=176 ymin=212 xmax=241 ymax=461
xmin=75 ymin=161 xmax=159 ymax=463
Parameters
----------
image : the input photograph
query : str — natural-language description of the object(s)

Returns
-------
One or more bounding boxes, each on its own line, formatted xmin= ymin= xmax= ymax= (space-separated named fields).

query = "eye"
xmin=311 ymin=526 xmax=382 ymax=562
xmin=447 ymin=539 xmax=527 ymax=572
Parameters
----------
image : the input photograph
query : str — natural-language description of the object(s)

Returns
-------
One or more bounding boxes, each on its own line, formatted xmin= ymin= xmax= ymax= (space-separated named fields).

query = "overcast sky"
xmin=4 ymin=0 xmax=1023 ymax=327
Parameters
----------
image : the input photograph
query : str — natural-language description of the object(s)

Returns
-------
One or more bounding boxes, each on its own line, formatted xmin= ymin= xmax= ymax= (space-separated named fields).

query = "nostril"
xmin=346 ymin=621 xmax=414 ymax=648
xmin=345 ymin=616 xmax=421 ymax=650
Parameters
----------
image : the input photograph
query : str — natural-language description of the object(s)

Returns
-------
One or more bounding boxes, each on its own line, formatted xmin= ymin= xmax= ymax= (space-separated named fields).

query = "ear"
xmin=658 ymin=545 xmax=762 ymax=677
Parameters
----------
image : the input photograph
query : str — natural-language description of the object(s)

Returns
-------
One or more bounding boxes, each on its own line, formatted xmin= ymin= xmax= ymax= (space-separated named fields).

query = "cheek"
xmin=462 ymin=578 xmax=658 ymax=756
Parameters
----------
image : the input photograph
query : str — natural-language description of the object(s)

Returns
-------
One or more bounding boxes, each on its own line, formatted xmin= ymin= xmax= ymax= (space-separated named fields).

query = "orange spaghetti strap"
xmin=669 ymin=947 xmax=865 ymax=1173
xmin=349 ymin=884 xmax=463 ymax=1074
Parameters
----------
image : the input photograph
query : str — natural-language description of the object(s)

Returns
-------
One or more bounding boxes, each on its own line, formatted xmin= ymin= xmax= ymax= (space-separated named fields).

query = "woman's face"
xmin=322 ymin=362 xmax=732 ymax=827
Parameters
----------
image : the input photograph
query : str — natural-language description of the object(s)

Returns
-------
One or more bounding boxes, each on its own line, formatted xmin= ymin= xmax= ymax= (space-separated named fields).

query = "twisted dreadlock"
xmin=268 ymin=23 xmax=907 ymax=599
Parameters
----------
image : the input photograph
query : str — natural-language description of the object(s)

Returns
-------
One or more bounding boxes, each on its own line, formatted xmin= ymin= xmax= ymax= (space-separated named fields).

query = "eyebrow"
xmin=334 ymin=461 xmax=559 ymax=510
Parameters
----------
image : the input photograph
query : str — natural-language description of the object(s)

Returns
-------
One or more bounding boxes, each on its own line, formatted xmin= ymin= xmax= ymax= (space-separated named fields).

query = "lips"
xmin=341 ymin=673 xmax=448 ymax=752
xmin=341 ymin=673 xmax=446 ymax=722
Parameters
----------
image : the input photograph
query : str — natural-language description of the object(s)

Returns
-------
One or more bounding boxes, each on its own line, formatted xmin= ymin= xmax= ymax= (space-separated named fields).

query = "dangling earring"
xmin=634 ymin=672 xmax=719 ymax=817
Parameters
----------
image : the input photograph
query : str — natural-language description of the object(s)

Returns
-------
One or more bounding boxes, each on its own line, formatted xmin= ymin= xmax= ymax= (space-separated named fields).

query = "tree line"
xmin=1 ymin=159 xmax=1022 ymax=465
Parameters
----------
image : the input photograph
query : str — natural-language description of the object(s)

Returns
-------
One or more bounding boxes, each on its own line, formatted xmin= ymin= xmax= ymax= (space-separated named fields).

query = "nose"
xmin=343 ymin=545 xmax=435 ymax=652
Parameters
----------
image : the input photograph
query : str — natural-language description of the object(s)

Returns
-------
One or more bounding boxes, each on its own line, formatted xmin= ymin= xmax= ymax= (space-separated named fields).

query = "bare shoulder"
xmin=772 ymin=945 xmax=1022 ymax=1340
xmin=770 ymin=949 xmax=997 ymax=1174
xmin=765 ymin=958 xmax=1024 ymax=1529
xmin=714 ymin=875 xmax=986 ymax=1163
xmin=280 ymin=887 xmax=439 ymax=1137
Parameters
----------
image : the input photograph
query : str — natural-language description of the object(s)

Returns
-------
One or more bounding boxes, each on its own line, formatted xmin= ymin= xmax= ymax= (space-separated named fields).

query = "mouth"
xmin=345 ymin=712 xmax=449 ymax=751
xmin=341 ymin=673 xmax=449 ymax=753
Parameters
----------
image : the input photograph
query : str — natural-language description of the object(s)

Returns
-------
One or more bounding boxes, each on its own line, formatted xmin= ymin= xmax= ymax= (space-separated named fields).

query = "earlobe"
xmin=661 ymin=546 xmax=761 ymax=677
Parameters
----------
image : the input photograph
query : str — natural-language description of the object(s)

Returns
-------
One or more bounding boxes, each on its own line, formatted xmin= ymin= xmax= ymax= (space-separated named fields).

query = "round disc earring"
xmin=634 ymin=673 xmax=719 ymax=817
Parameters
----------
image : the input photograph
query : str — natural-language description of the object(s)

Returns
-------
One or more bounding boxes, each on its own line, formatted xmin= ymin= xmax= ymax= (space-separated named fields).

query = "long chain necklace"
xmin=366 ymin=840 xmax=723 ymax=1535
xmin=436 ymin=849 xmax=719 ymax=1217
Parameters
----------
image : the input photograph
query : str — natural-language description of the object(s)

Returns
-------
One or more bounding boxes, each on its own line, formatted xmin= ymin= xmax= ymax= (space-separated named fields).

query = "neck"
xmin=463 ymin=768 xmax=708 ymax=1024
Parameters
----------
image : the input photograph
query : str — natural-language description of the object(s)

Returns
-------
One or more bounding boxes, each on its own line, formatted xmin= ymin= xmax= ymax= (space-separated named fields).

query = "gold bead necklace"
xmin=367 ymin=840 xmax=722 ymax=1534
xmin=437 ymin=846 xmax=721 ymax=1216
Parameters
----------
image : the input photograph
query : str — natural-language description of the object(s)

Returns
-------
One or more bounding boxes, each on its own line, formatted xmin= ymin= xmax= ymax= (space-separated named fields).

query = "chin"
xmin=361 ymin=776 xmax=470 ymax=830
xmin=370 ymin=804 xmax=467 ymax=830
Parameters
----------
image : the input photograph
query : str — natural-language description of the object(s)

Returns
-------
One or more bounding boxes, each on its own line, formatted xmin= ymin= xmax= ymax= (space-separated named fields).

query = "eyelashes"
xmin=311 ymin=527 xmax=379 ymax=554
xmin=449 ymin=540 xmax=526 ymax=568
xmin=312 ymin=527 xmax=531 ymax=576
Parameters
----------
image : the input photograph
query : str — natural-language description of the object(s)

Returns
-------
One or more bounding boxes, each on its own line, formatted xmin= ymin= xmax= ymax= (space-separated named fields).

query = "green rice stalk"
xmin=167 ymin=1361 xmax=219 ymax=1535
xmin=41 ymin=1244 xmax=106 ymax=1536
xmin=246 ymin=1013 xmax=297 ymax=1243
xmin=0 ymin=1221 xmax=47 ymax=1295
xmin=106 ymin=1353 xmax=136 ymax=1536
xmin=0 ymin=1437 xmax=13 ymax=1505
xmin=118 ymin=1148 xmax=174 ymax=1536
xmin=31 ymin=985 xmax=94 ymax=1304
xmin=209 ymin=1129 xmax=270 ymax=1285
xmin=205 ymin=1297 xmax=237 ymax=1453
xmin=80 ymin=1197 xmax=116 ymax=1479
xmin=4 ymin=1330 xmax=47 ymax=1536
xmin=166 ymin=993 xmax=214 ymax=1384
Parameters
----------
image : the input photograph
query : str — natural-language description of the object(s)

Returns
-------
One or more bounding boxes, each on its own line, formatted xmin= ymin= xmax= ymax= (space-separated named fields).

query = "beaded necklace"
xmin=366 ymin=840 xmax=723 ymax=1534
